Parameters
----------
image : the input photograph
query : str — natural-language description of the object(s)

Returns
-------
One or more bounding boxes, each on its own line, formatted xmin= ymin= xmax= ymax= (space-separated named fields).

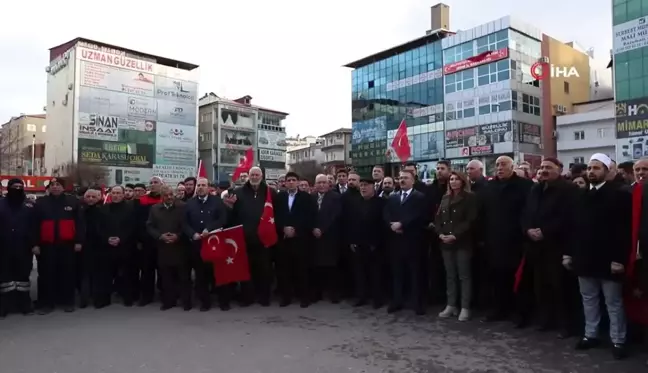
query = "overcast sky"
xmin=0 ymin=0 xmax=612 ymax=137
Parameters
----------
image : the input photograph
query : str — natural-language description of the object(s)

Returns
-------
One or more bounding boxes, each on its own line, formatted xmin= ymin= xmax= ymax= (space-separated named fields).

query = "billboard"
xmin=78 ymin=139 xmax=154 ymax=167
xmin=76 ymin=47 xmax=198 ymax=179
xmin=445 ymin=121 xmax=513 ymax=149
xmin=257 ymin=130 xmax=287 ymax=150
xmin=352 ymin=116 xmax=386 ymax=144
xmin=259 ymin=149 xmax=285 ymax=163
xmin=80 ymin=61 xmax=154 ymax=97
xmin=615 ymin=98 xmax=648 ymax=138
xmin=613 ymin=17 xmax=648 ymax=55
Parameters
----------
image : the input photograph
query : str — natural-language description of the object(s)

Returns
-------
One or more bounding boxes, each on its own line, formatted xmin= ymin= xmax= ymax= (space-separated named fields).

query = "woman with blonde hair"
xmin=435 ymin=171 xmax=478 ymax=321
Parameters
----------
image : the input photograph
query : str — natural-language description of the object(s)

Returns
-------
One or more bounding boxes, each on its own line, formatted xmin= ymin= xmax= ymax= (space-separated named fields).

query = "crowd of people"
xmin=1 ymin=154 xmax=647 ymax=364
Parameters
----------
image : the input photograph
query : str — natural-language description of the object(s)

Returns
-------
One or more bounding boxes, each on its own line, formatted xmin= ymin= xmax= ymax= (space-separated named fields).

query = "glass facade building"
xmin=348 ymin=35 xmax=446 ymax=174
xmin=612 ymin=0 xmax=648 ymax=162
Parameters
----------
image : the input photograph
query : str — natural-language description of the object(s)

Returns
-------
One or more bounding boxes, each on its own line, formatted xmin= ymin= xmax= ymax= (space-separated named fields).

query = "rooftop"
xmin=49 ymin=37 xmax=199 ymax=71
xmin=321 ymin=128 xmax=352 ymax=137
xmin=343 ymin=29 xmax=453 ymax=69
xmin=199 ymin=92 xmax=289 ymax=116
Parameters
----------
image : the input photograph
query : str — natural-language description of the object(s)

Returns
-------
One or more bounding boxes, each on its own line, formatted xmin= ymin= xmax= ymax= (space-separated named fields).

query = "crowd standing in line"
xmin=1 ymin=155 xmax=648 ymax=364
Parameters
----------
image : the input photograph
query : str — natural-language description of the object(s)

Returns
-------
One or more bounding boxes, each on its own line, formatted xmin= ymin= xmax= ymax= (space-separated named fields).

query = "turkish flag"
xmin=197 ymin=158 xmax=207 ymax=178
xmin=467 ymin=50 xmax=493 ymax=62
xmin=258 ymin=187 xmax=278 ymax=248
xmin=625 ymin=182 xmax=648 ymax=325
xmin=232 ymin=147 xmax=254 ymax=182
xmin=201 ymin=225 xmax=251 ymax=286
xmin=390 ymin=118 xmax=411 ymax=162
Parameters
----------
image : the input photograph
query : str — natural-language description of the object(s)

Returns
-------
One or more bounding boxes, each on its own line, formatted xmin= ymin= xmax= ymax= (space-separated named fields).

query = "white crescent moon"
xmin=241 ymin=156 xmax=247 ymax=164
xmin=398 ymin=136 xmax=403 ymax=147
xmin=264 ymin=202 xmax=273 ymax=209
xmin=225 ymin=238 xmax=238 ymax=254
xmin=207 ymin=234 xmax=220 ymax=247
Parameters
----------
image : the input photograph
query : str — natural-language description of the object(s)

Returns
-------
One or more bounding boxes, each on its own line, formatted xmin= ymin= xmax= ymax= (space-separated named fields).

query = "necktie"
xmin=401 ymin=191 xmax=408 ymax=203
xmin=317 ymin=193 xmax=324 ymax=210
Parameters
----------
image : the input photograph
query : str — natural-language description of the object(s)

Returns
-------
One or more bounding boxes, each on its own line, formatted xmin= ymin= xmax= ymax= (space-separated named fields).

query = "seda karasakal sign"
xmin=443 ymin=48 xmax=509 ymax=75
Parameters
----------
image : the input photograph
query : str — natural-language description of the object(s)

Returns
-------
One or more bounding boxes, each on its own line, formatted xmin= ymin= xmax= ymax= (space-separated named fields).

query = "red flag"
xmin=232 ymin=147 xmax=254 ymax=182
xmin=624 ymin=182 xmax=648 ymax=325
xmin=197 ymin=159 xmax=207 ymax=178
xmin=201 ymin=225 xmax=250 ymax=286
xmin=391 ymin=118 xmax=411 ymax=162
xmin=101 ymin=185 xmax=112 ymax=204
xmin=258 ymin=187 xmax=278 ymax=248
xmin=513 ymin=256 xmax=526 ymax=293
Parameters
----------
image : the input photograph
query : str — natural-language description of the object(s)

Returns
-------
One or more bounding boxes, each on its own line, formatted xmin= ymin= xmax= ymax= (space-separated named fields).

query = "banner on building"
xmin=517 ymin=121 xmax=542 ymax=145
xmin=259 ymin=148 xmax=285 ymax=163
xmin=443 ymin=48 xmax=508 ymax=75
xmin=615 ymin=98 xmax=648 ymax=138
xmin=613 ymin=17 xmax=648 ymax=55
xmin=152 ymin=164 xmax=196 ymax=184
xmin=78 ymin=113 xmax=119 ymax=141
xmin=257 ymin=130 xmax=287 ymax=150
xmin=445 ymin=121 xmax=512 ymax=149
xmin=80 ymin=61 xmax=155 ymax=97
xmin=78 ymin=139 xmax=153 ymax=168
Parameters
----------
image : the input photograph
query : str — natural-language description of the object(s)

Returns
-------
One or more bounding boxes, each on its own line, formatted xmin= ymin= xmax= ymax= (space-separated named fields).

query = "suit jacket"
xmin=276 ymin=190 xmax=316 ymax=240
xmin=383 ymin=189 xmax=427 ymax=254
xmin=146 ymin=200 xmax=187 ymax=267
xmin=312 ymin=190 xmax=342 ymax=266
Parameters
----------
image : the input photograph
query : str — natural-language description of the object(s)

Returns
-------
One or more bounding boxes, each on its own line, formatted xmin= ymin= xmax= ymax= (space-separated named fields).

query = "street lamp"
xmin=31 ymin=134 xmax=36 ymax=176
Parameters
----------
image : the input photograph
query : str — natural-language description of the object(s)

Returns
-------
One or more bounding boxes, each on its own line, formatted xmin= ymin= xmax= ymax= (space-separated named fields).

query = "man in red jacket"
xmin=33 ymin=178 xmax=84 ymax=314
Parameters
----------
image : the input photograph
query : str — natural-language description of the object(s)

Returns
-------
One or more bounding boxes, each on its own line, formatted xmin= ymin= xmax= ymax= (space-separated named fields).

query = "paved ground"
xmin=0 ymin=301 xmax=645 ymax=373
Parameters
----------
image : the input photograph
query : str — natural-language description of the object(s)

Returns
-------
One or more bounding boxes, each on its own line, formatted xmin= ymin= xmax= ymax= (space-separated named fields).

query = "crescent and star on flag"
xmin=206 ymin=232 xmax=240 ymax=265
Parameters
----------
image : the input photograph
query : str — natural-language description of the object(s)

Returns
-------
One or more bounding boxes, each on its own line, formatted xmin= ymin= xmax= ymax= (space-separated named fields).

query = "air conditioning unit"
xmin=539 ymin=56 xmax=549 ymax=63
xmin=554 ymin=104 xmax=567 ymax=114
xmin=45 ymin=66 xmax=51 ymax=73
xmin=552 ymin=130 xmax=558 ymax=139
xmin=539 ymin=144 xmax=544 ymax=150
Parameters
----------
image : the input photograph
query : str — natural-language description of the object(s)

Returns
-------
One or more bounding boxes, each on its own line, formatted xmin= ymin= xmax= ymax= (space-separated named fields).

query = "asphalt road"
xmin=0 ymin=301 xmax=645 ymax=373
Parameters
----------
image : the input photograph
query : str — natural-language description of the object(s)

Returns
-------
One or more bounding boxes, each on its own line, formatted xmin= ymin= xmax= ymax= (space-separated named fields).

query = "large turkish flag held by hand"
xmin=391 ymin=118 xmax=411 ymax=162
xmin=201 ymin=225 xmax=250 ymax=286
xmin=258 ymin=187 xmax=278 ymax=248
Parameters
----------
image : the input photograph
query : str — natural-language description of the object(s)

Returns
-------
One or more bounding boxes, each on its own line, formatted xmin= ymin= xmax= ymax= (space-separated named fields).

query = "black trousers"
xmin=133 ymin=244 xmax=157 ymax=302
xmin=37 ymin=244 xmax=76 ymax=308
xmin=159 ymin=264 xmax=190 ymax=306
xmin=75 ymin=251 xmax=92 ymax=305
xmin=241 ymin=244 xmax=272 ymax=303
xmin=277 ymin=238 xmax=310 ymax=302
xmin=352 ymin=245 xmax=383 ymax=303
xmin=94 ymin=248 xmax=133 ymax=305
xmin=186 ymin=248 xmax=213 ymax=307
xmin=312 ymin=266 xmax=340 ymax=301
xmin=489 ymin=266 xmax=517 ymax=317
xmin=390 ymin=246 xmax=423 ymax=309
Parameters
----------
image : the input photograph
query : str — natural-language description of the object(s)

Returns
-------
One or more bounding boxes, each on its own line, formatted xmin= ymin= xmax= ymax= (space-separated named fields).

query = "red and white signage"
xmin=78 ymin=47 xmax=154 ymax=73
xmin=443 ymin=48 xmax=509 ymax=75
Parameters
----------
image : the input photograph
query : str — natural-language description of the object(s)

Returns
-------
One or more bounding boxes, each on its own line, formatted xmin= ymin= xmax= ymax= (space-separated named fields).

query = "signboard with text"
xmin=443 ymin=48 xmax=508 ymax=75
xmin=78 ymin=139 xmax=153 ymax=168
xmin=616 ymin=98 xmax=648 ymax=138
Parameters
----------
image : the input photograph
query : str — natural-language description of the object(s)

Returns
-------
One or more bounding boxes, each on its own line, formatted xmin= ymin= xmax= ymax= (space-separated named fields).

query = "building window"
xmin=443 ymin=42 xmax=474 ymax=64
xmin=477 ymin=60 xmax=510 ymax=86
xmin=521 ymin=93 xmax=541 ymax=116
xmin=445 ymin=70 xmax=475 ymax=94
xmin=476 ymin=30 xmax=509 ymax=54
xmin=564 ymin=81 xmax=570 ymax=94
xmin=597 ymin=128 xmax=609 ymax=138
xmin=41 ymin=125 xmax=46 ymax=132
xmin=26 ymin=124 xmax=37 ymax=132
xmin=574 ymin=156 xmax=585 ymax=164
xmin=574 ymin=130 xmax=585 ymax=140
xmin=199 ymin=132 xmax=212 ymax=142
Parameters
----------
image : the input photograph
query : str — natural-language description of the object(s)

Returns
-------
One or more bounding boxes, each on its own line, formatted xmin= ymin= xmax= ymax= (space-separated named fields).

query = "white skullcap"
xmin=590 ymin=153 xmax=612 ymax=169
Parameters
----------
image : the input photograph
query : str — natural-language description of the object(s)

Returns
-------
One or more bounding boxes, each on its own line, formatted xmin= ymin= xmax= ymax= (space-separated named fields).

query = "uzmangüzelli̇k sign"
xmin=615 ymin=98 xmax=648 ymax=138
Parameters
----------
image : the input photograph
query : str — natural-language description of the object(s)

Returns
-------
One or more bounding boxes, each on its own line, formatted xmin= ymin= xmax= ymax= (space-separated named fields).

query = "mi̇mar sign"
xmin=616 ymin=98 xmax=648 ymax=138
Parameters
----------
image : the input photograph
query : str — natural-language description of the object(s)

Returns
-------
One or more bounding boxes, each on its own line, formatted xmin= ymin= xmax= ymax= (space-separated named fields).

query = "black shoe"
xmin=183 ymin=304 xmax=192 ymax=311
xmin=0 ymin=308 xmax=7 ymax=318
xmin=354 ymin=300 xmax=367 ymax=307
xmin=219 ymin=303 xmax=231 ymax=311
xmin=79 ymin=299 xmax=88 ymax=309
xmin=557 ymin=329 xmax=573 ymax=340
xmin=575 ymin=337 xmax=600 ymax=350
xmin=63 ymin=306 xmax=75 ymax=313
xmin=330 ymin=297 xmax=340 ymax=304
xmin=138 ymin=299 xmax=151 ymax=307
xmin=279 ymin=299 xmax=291 ymax=307
xmin=299 ymin=301 xmax=310 ymax=308
xmin=239 ymin=300 xmax=252 ymax=308
xmin=93 ymin=301 xmax=109 ymax=309
xmin=372 ymin=302 xmax=384 ymax=310
xmin=612 ymin=343 xmax=627 ymax=360
xmin=123 ymin=300 xmax=133 ymax=307
xmin=21 ymin=306 xmax=34 ymax=316
xmin=199 ymin=304 xmax=211 ymax=312
xmin=536 ymin=324 xmax=554 ymax=332
xmin=160 ymin=304 xmax=173 ymax=311
xmin=415 ymin=306 xmax=426 ymax=316
xmin=482 ymin=312 xmax=507 ymax=323
xmin=37 ymin=307 xmax=53 ymax=315
xmin=387 ymin=304 xmax=402 ymax=314
xmin=259 ymin=300 xmax=270 ymax=307
xmin=512 ymin=317 xmax=529 ymax=329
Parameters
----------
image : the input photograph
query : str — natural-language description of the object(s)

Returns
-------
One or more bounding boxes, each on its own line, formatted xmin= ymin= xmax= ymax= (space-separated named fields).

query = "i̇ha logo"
xmin=530 ymin=60 xmax=580 ymax=80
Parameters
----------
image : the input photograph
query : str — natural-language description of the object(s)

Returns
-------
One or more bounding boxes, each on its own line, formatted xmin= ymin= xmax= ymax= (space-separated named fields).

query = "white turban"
xmin=590 ymin=153 xmax=612 ymax=169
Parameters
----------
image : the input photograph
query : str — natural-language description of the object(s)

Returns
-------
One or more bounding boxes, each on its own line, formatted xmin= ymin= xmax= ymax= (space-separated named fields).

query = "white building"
xmin=556 ymin=98 xmax=615 ymax=167
xmin=285 ymin=135 xmax=322 ymax=168
xmin=198 ymin=93 xmax=288 ymax=181
xmin=44 ymin=37 xmax=199 ymax=185
xmin=320 ymin=128 xmax=352 ymax=168
xmin=286 ymin=143 xmax=324 ymax=167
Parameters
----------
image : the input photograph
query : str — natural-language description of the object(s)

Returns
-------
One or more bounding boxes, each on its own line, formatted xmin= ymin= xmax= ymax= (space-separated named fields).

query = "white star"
xmin=226 ymin=257 xmax=234 ymax=264
xmin=269 ymin=217 xmax=275 ymax=224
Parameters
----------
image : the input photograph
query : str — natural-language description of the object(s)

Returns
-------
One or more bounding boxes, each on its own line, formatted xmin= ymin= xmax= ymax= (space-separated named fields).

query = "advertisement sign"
xmin=78 ymin=139 xmax=153 ymax=168
xmin=118 ymin=118 xmax=156 ymax=132
xmin=152 ymin=164 xmax=196 ymax=185
xmin=616 ymin=98 xmax=648 ymax=138
xmin=257 ymin=130 xmax=287 ymax=150
xmin=478 ymin=121 xmax=511 ymax=136
xmin=156 ymin=100 xmax=197 ymax=126
xmin=264 ymin=168 xmax=284 ymax=181
xmin=445 ymin=127 xmax=478 ymax=148
xmin=445 ymin=121 xmax=512 ymax=148
xmin=155 ymin=147 xmax=196 ymax=167
xmin=352 ymin=116 xmax=387 ymax=144
xmin=351 ymin=139 xmax=388 ymax=167
xmin=78 ymin=47 xmax=154 ymax=73
xmin=0 ymin=176 xmax=54 ymax=192
xmin=222 ymin=130 xmax=254 ymax=146
xmin=107 ymin=166 xmax=153 ymax=185
xmin=518 ymin=121 xmax=541 ymax=144
xmin=259 ymin=149 xmax=285 ymax=163
xmin=78 ymin=87 xmax=157 ymax=121
xmin=119 ymin=128 xmax=156 ymax=146
xmin=78 ymin=112 xmax=119 ymax=141
xmin=386 ymin=69 xmax=442 ymax=92
xmin=443 ymin=48 xmax=509 ymax=75
xmin=80 ymin=61 xmax=155 ymax=97
xmin=415 ymin=161 xmax=437 ymax=182
xmin=156 ymin=122 xmax=196 ymax=149
xmin=470 ymin=145 xmax=493 ymax=156
xmin=613 ymin=17 xmax=648 ymax=55
xmin=154 ymin=76 xmax=198 ymax=104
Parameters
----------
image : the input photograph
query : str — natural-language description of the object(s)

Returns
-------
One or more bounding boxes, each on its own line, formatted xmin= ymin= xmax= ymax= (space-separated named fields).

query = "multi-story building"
xmin=556 ymin=98 xmax=615 ymax=168
xmin=285 ymin=135 xmax=322 ymax=168
xmin=198 ymin=93 xmax=288 ymax=181
xmin=286 ymin=142 xmax=324 ymax=167
xmin=44 ymin=37 xmax=199 ymax=186
xmin=345 ymin=3 xmax=609 ymax=176
xmin=611 ymin=2 xmax=648 ymax=163
xmin=0 ymin=114 xmax=47 ymax=175
xmin=320 ymin=128 xmax=352 ymax=169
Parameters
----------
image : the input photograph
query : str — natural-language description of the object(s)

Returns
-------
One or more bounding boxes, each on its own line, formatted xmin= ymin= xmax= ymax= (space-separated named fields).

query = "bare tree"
xmin=289 ymin=160 xmax=325 ymax=184
xmin=0 ymin=124 xmax=26 ymax=175
xmin=57 ymin=162 xmax=110 ymax=187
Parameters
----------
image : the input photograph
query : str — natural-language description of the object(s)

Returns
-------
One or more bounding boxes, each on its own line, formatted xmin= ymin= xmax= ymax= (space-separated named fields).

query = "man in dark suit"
xmin=184 ymin=177 xmax=228 ymax=311
xmin=275 ymin=172 xmax=316 ymax=308
xmin=383 ymin=170 xmax=428 ymax=315
xmin=334 ymin=169 xmax=349 ymax=194
xmin=312 ymin=174 xmax=342 ymax=303
xmin=372 ymin=165 xmax=385 ymax=194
